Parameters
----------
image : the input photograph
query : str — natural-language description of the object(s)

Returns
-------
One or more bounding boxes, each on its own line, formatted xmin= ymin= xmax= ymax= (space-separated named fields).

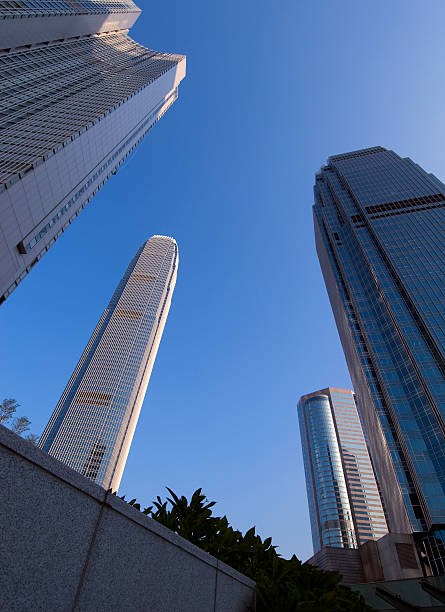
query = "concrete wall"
xmin=358 ymin=533 xmax=424 ymax=583
xmin=0 ymin=425 xmax=255 ymax=611
xmin=374 ymin=532 xmax=423 ymax=581
xmin=307 ymin=533 xmax=423 ymax=587
xmin=359 ymin=540 xmax=385 ymax=582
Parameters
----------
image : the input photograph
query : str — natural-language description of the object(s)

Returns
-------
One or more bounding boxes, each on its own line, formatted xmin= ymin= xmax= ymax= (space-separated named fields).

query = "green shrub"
xmin=116 ymin=488 xmax=373 ymax=611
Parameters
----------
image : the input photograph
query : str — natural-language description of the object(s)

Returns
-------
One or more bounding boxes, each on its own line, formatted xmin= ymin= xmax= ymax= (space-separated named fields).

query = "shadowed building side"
xmin=38 ymin=235 xmax=178 ymax=491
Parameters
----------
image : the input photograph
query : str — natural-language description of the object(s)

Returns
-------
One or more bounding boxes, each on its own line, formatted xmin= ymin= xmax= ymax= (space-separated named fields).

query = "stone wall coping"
xmin=1 ymin=423 xmax=255 ymax=590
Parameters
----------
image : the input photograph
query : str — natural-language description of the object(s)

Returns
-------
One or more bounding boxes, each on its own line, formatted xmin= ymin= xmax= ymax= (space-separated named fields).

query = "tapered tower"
xmin=38 ymin=236 xmax=178 ymax=491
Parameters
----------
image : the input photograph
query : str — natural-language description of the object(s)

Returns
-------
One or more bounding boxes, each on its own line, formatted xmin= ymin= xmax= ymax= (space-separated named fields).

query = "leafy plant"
xmin=0 ymin=398 xmax=20 ymax=424
xmin=0 ymin=398 xmax=39 ymax=443
xmin=11 ymin=416 xmax=31 ymax=435
xmin=116 ymin=487 xmax=373 ymax=611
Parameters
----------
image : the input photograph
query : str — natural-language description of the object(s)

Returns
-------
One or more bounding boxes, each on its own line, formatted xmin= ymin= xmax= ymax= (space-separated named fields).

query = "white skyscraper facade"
xmin=38 ymin=236 xmax=178 ymax=491
xmin=0 ymin=1 xmax=185 ymax=303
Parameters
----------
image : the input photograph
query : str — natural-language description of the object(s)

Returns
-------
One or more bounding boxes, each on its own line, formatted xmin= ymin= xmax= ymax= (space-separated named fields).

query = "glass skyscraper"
xmin=0 ymin=0 xmax=185 ymax=303
xmin=298 ymin=387 xmax=388 ymax=553
xmin=314 ymin=147 xmax=445 ymax=573
xmin=38 ymin=236 xmax=178 ymax=492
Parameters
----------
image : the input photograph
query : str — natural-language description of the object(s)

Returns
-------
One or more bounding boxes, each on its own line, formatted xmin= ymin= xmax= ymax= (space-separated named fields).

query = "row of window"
xmin=0 ymin=0 xmax=139 ymax=16
xmin=21 ymin=93 xmax=173 ymax=251
xmin=0 ymin=32 xmax=181 ymax=184
xmin=40 ymin=239 xmax=177 ymax=481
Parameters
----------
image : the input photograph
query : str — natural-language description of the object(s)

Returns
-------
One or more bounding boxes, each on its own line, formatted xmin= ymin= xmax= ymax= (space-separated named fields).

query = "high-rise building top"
xmin=38 ymin=235 xmax=178 ymax=491
xmin=0 ymin=0 xmax=141 ymax=48
xmin=0 ymin=35 xmax=183 ymax=188
xmin=314 ymin=147 xmax=445 ymax=573
xmin=0 ymin=0 xmax=140 ymax=19
xmin=298 ymin=387 xmax=388 ymax=554
xmin=0 ymin=0 xmax=185 ymax=303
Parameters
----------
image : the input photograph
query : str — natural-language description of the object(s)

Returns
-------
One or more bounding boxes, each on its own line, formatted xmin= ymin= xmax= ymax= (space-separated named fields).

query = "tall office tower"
xmin=298 ymin=387 xmax=388 ymax=555
xmin=314 ymin=147 xmax=445 ymax=574
xmin=38 ymin=236 xmax=178 ymax=492
xmin=0 ymin=1 xmax=185 ymax=303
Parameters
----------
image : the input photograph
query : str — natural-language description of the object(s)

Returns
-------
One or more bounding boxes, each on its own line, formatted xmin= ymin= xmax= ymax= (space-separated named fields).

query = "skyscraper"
xmin=38 ymin=235 xmax=178 ymax=492
xmin=314 ymin=147 xmax=445 ymax=573
xmin=0 ymin=1 xmax=185 ymax=303
xmin=298 ymin=387 xmax=388 ymax=555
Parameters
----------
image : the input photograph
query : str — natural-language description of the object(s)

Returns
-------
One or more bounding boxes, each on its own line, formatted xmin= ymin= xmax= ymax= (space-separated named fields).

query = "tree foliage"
xmin=117 ymin=488 xmax=373 ymax=611
xmin=0 ymin=398 xmax=19 ymax=424
xmin=0 ymin=398 xmax=38 ymax=443
xmin=11 ymin=415 xmax=31 ymax=435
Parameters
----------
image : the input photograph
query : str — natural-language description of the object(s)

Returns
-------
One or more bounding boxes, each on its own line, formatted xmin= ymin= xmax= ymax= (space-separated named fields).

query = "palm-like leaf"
xmin=118 ymin=487 xmax=375 ymax=611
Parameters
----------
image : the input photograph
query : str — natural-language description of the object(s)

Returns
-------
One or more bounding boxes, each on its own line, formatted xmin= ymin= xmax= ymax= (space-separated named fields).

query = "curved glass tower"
xmin=314 ymin=147 xmax=445 ymax=573
xmin=298 ymin=391 xmax=356 ymax=551
xmin=0 ymin=0 xmax=186 ymax=303
xmin=38 ymin=236 xmax=178 ymax=491
xmin=298 ymin=387 xmax=388 ymax=553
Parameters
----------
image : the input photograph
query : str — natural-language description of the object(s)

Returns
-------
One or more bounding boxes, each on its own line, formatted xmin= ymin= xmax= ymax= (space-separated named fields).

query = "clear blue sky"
xmin=2 ymin=0 xmax=445 ymax=560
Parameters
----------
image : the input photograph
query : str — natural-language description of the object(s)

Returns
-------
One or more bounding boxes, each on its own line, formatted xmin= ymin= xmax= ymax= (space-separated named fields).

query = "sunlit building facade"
xmin=0 ymin=0 xmax=185 ymax=303
xmin=38 ymin=236 xmax=178 ymax=491
xmin=298 ymin=387 xmax=388 ymax=554
xmin=314 ymin=147 xmax=445 ymax=573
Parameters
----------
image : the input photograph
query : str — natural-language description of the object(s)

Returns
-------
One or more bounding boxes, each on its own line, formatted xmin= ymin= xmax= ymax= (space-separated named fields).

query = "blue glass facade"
xmin=298 ymin=387 xmax=388 ymax=554
xmin=314 ymin=147 xmax=445 ymax=570
xmin=298 ymin=391 xmax=356 ymax=551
